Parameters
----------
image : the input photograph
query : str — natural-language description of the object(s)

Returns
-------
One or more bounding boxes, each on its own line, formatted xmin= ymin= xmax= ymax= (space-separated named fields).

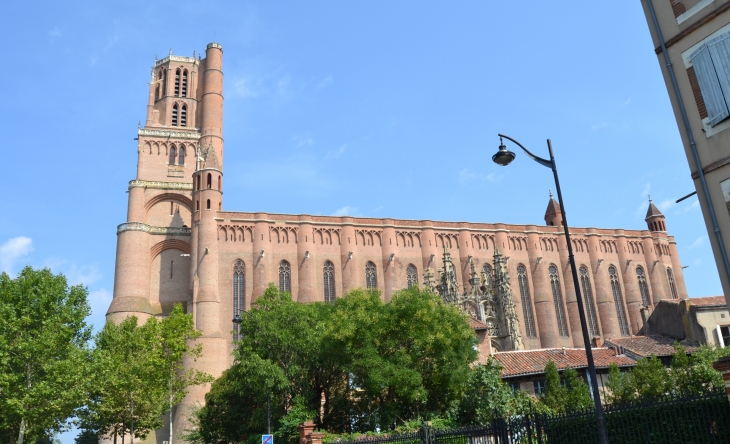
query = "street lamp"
xmin=232 ymin=309 xmax=271 ymax=435
xmin=492 ymin=134 xmax=609 ymax=444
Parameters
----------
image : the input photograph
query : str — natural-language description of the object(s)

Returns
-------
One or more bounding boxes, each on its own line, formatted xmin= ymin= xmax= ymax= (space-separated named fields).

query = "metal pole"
xmin=267 ymin=392 xmax=271 ymax=435
xmin=547 ymin=139 xmax=609 ymax=444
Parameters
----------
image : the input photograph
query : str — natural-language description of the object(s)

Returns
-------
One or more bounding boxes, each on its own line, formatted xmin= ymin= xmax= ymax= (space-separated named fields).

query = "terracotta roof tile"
xmin=605 ymin=335 xmax=698 ymax=358
xmin=687 ymin=296 xmax=727 ymax=307
xmin=492 ymin=348 xmax=635 ymax=378
xmin=469 ymin=318 xmax=487 ymax=330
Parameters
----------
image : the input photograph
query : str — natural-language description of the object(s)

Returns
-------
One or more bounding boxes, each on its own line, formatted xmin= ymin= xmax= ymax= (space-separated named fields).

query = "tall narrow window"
xmin=406 ymin=264 xmax=417 ymax=288
xmin=161 ymin=69 xmax=166 ymax=98
xmin=155 ymin=83 xmax=160 ymax=100
xmin=323 ymin=261 xmax=335 ymax=303
xmin=196 ymin=175 xmax=201 ymax=190
xmin=172 ymin=104 xmax=178 ymax=126
xmin=517 ymin=264 xmax=536 ymax=338
xmin=579 ymin=265 xmax=600 ymax=337
xmin=482 ymin=263 xmax=493 ymax=289
xmin=207 ymin=173 xmax=212 ymax=189
xmin=667 ymin=268 xmax=678 ymax=299
xmin=218 ymin=175 xmax=221 ymax=190
xmin=181 ymin=105 xmax=187 ymax=127
xmin=233 ymin=260 xmax=245 ymax=340
xmin=636 ymin=266 xmax=651 ymax=306
xmin=170 ymin=260 xmax=174 ymax=279
xmin=609 ymin=266 xmax=630 ymax=336
xmin=169 ymin=146 xmax=177 ymax=164
xmin=279 ymin=261 xmax=291 ymax=293
xmin=178 ymin=146 xmax=185 ymax=165
xmin=182 ymin=70 xmax=188 ymax=97
xmin=174 ymin=68 xmax=180 ymax=96
xmin=206 ymin=199 xmax=210 ymax=210
xmin=549 ymin=264 xmax=569 ymax=337
xmin=366 ymin=262 xmax=377 ymax=290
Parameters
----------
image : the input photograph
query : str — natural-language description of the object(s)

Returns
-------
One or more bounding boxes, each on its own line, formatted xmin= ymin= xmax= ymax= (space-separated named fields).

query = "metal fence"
xmin=332 ymin=390 xmax=730 ymax=444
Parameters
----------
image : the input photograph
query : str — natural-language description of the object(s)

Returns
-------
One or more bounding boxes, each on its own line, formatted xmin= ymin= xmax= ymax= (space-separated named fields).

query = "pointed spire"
xmin=645 ymin=195 xmax=663 ymax=219
xmin=544 ymin=191 xmax=562 ymax=227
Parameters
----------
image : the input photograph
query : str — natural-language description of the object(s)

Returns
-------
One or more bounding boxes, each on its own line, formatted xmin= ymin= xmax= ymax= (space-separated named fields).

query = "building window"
xmin=181 ymin=104 xmax=187 ymax=127
xmin=323 ymin=261 xmax=335 ymax=303
xmin=178 ymin=146 xmax=185 ymax=165
xmin=609 ymin=266 xmax=630 ymax=336
xmin=279 ymin=260 xmax=291 ymax=293
xmin=196 ymin=174 xmax=201 ymax=190
xmin=509 ymin=382 xmax=520 ymax=394
xmin=233 ymin=260 xmax=245 ymax=340
xmin=549 ymin=264 xmax=569 ymax=337
xmin=172 ymin=104 xmax=178 ymax=126
xmin=169 ymin=146 xmax=177 ymax=164
xmin=160 ymin=69 xmax=166 ymax=98
xmin=517 ymin=264 xmax=536 ymax=338
xmin=720 ymin=326 xmax=730 ymax=347
xmin=689 ymin=32 xmax=730 ymax=126
xmin=218 ymin=175 xmax=221 ymax=190
xmin=174 ymin=68 xmax=180 ymax=96
xmin=579 ymin=265 xmax=600 ymax=338
xmin=533 ymin=379 xmax=546 ymax=395
xmin=182 ymin=70 xmax=188 ymax=97
xmin=667 ymin=268 xmax=678 ymax=299
xmin=406 ymin=264 xmax=417 ymax=288
xmin=366 ymin=261 xmax=377 ymax=290
xmin=636 ymin=266 xmax=651 ymax=306
xmin=482 ymin=263 xmax=493 ymax=289
xmin=206 ymin=199 xmax=210 ymax=210
xmin=207 ymin=173 xmax=212 ymax=189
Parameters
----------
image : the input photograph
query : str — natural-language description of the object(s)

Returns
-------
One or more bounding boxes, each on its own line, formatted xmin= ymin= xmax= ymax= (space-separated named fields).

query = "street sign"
xmin=262 ymin=434 xmax=273 ymax=444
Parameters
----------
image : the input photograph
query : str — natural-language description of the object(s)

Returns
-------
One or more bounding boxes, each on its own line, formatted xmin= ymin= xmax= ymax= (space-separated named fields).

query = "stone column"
xmin=525 ymin=224 xmax=558 ymax=348
xmin=587 ymin=228 xmax=615 ymax=339
xmin=297 ymin=216 xmax=316 ymax=302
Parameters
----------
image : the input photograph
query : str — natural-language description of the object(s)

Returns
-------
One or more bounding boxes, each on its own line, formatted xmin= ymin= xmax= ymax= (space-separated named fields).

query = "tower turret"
xmin=645 ymin=196 xmax=666 ymax=232
xmin=544 ymin=190 xmax=563 ymax=227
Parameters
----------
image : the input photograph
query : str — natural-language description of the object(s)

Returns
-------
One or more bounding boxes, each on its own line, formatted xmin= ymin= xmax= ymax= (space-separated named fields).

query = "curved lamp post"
xmin=233 ymin=310 xmax=271 ymax=435
xmin=493 ymin=134 xmax=609 ymax=444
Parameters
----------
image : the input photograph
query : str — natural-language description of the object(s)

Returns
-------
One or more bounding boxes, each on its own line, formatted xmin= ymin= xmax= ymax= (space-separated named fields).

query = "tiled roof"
xmin=605 ymin=335 xmax=698 ymax=358
xmin=469 ymin=318 xmax=487 ymax=330
xmin=493 ymin=348 xmax=635 ymax=378
xmin=687 ymin=296 xmax=727 ymax=307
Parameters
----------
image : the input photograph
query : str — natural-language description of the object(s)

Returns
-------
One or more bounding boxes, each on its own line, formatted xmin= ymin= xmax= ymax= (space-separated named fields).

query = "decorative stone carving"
xmin=117 ymin=222 xmax=191 ymax=236
xmin=128 ymin=180 xmax=193 ymax=191
xmin=138 ymin=128 xmax=201 ymax=140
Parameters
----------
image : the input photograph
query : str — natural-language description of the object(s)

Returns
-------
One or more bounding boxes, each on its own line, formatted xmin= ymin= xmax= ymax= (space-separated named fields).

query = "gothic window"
xmin=549 ymin=264 xmax=569 ymax=337
xmin=406 ymin=264 xmax=417 ymax=288
xmin=667 ymin=268 xmax=678 ymax=299
xmin=579 ymin=265 xmax=600 ymax=337
xmin=609 ymin=266 xmax=630 ymax=336
xmin=181 ymin=105 xmax=187 ymax=127
xmin=323 ymin=261 xmax=335 ymax=303
xmin=182 ymin=70 xmax=188 ymax=97
xmin=486 ymin=319 xmax=500 ymax=336
xmin=517 ymin=264 xmax=536 ymax=338
xmin=207 ymin=173 xmax=212 ymax=189
xmin=172 ymin=104 xmax=178 ymax=126
xmin=366 ymin=262 xmax=377 ymax=290
xmin=178 ymin=146 xmax=185 ymax=165
xmin=279 ymin=260 xmax=291 ymax=293
xmin=636 ymin=266 xmax=651 ymax=306
xmin=233 ymin=260 xmax=245 ymax=340
xmin=482 ymin=263 xmax=493 ymax=289
xmin=169 ymin=146 xmax=177 ymax=164
xmin=174 ymin=68 xmax=181 ymax=96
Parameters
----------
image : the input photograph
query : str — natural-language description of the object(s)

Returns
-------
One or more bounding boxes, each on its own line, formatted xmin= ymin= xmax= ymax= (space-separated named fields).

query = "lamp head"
xmin=232 ymin=313 xmax=242 ymax=324
xmin=492 ymin=137 xmax=516 ymax=166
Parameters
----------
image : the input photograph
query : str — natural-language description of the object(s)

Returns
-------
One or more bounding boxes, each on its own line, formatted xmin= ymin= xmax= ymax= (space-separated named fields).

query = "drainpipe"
xmin=644 ymin=0 xmax=730 ymax=289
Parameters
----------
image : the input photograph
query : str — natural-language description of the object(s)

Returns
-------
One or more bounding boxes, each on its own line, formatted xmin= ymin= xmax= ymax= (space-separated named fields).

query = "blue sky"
xmin=0 ymin=1 xmax=722 ymax=441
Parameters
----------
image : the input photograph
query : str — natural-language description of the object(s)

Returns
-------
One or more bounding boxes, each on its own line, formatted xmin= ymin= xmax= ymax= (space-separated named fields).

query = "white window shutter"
xmin=690 ymin=34 xmax=730 ymax=126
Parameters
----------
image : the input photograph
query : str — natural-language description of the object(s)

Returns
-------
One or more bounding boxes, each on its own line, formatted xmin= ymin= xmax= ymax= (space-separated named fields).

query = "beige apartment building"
xmin=640 ymin=0 xmax=730 ymax=303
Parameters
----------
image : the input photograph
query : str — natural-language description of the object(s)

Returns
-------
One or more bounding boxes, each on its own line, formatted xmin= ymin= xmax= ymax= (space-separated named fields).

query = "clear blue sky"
xmin=0 ymin=1 xmax=721 ymax=441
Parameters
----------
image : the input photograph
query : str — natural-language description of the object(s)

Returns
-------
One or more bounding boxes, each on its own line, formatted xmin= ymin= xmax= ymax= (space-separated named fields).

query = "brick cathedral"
xmin=108 ymin=43 xmax=689 ymax=440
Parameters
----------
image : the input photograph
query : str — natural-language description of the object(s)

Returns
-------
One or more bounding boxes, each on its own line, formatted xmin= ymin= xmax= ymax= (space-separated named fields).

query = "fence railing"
xmin=331 ymin=390 xmax=730 ymax=444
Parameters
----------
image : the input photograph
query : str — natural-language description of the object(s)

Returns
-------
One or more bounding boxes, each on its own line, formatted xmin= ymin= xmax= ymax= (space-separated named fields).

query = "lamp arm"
xmin=498 ymin=133 xmax=553 ymax=168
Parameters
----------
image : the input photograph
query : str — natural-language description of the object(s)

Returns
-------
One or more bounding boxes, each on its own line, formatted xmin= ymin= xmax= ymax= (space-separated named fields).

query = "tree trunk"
xmin=17 ymin=418 xmax=26 ymax=444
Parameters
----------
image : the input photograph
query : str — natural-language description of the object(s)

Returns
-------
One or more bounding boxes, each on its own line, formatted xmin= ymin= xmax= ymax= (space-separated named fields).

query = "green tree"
xmin=631 ymin=355 xmax=671 ymax=399
xmin=671 ymin=343 xmax=730 ymax=396
xmin=73 ymin=429 xmax=98 ymax=444
xmin=562 ymin=367 xmax=593 ymax=411
xmin=539 ymin=361 xmax=566 ymax=412
xmin=538 ymin=362 xmax=592 ymax=413
xmin=0 ymin=267 xmax=92 ymax=444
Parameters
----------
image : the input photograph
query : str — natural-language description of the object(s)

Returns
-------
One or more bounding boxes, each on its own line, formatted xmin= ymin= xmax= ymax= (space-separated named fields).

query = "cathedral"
xmin=107 ymin=43 xmax=689 ymax=439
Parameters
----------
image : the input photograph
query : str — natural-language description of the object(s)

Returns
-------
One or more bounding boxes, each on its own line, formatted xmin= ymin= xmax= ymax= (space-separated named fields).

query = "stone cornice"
xmin=154 ymin=55 xmax=200 ymax=67
xmin=117 ymin=222 xmax=191 ymax=236
xmin=138 ymin=128 xmax=201 ymax=140
xmin=129 ymin=180 xmax=192 ymax=191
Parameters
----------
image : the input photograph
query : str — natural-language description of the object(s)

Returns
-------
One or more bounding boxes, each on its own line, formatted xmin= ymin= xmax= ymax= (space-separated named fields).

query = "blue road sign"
xmin=263 ymin=434 xmax=273 ymax=444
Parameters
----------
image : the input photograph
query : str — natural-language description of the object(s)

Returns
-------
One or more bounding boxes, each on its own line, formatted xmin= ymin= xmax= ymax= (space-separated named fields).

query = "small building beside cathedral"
xmin=107 ymin=43 xmax=690 ymax=441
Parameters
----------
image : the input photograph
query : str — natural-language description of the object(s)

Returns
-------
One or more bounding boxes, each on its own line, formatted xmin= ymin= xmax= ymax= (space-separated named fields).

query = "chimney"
xmin=640 ymin=306 xmax=652 ymax=330
xmin=592 ymin=337 xmax=603 ymax=348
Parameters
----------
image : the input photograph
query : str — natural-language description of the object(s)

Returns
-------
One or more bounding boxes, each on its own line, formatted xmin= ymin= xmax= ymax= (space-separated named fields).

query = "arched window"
xmin=206 ymin=199 xmax=211 ymax=210
xmin=609 ymin=266 xmax=630 ymax=336
xmin=279 ymin=261 xmax=291 ymax=293
xmin=207 ymin=173 xmax=212 ymax=189
xmin=548 ymin=264 xmax=569 ymax=337
xmin=636 ymin=266 xmax=651 ymax=306
xmin=517 ymin=264 xmax=536 ymax=338
xmin=169 ymin=146 xmax=176 ymax=164
xmin=323 ymin=261 xmax=335 ymax=303
xmin=667 ymin=268 xmax=678 ymax=299
xmin=160 ymin=69 xmax=166 ymax=97
xmin=182 ymin=70 xmax=188 ymax=97
xmin=181 ymin=105 xmax=187 ymax=127
xmin=155 ymin=83 xmax=160 ymax=100
xmin=366 ymin=262 xmax=377 ymax=290
xmin=579 ymin=265 xmax=600 ymax=337
xmin=406 ymin=264 xmax=417 ymax=288
xmin=174 ymin=68 xmax=180 ymax=96
xmin=233 ymin=260 xmax=245 ymax=340
xmin=172 ymin=104 xmax=178 ymax=126
xmin=178 ymin=146 xmax=185 ymax=165
xmin=482 ymin=263 xmax=493 ymax=289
